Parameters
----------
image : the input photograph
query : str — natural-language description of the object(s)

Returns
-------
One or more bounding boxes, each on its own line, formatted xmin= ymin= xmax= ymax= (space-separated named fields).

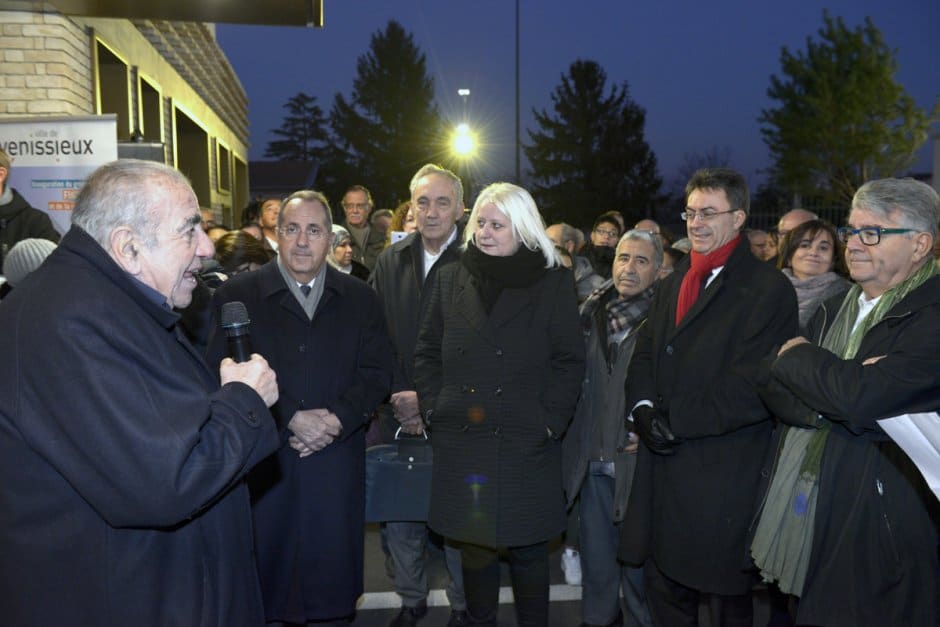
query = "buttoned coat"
xmin=414 ymin=262 xmax=585 ymax=547
xmin=764 ymin=276 xmax=940 ymax=627
xmin=369 ymin=231 xmax=462 ymax=441
xmin=207 ymin=261 xmax=394 ymax=623
xmin=370 ymin=231 xmax=461 ymax=394
xmin=0 ymin=227 xmax=279 ymax=626
xmin=619 ymin=240 xmax=798 ymax=594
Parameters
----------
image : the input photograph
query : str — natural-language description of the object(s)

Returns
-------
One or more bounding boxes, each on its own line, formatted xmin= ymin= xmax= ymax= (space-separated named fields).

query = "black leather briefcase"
xmin=364 ymin=430 xmax=432 ymax=522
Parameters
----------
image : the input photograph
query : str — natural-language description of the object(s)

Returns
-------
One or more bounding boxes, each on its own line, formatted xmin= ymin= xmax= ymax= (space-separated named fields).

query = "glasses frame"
xmin=836 ymin=226 xmax=916 ymax=246
xmin=680 ymin=208 xmax=738 ymax=222
xmin=593 ymin=226 xmax=620 ymax=239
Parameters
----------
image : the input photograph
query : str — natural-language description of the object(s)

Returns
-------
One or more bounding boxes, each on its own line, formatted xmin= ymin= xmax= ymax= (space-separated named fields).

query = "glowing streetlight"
xmin=451 ymin=123 xmax=477 ymax=157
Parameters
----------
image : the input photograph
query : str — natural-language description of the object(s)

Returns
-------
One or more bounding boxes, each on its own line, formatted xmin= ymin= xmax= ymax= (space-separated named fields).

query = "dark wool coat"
xmin=369 ymin=231 xmax=461 ymax=440
xmin=619 ymin=241 xmax=798 ymax=594
xmin=765 ymin=276 xmax=940 ymax=627
xmin=0 ymin=187 xmax=60 ymax=271
xmin=414 ymin=263 xmax=585 ymax=547
xmin=0 ymin=227 xmax=279 ymax=627
xmin=370 ymin=231 xmax=462 ymax=393
xmin=207 ymin=260 xmax=394 ymax=623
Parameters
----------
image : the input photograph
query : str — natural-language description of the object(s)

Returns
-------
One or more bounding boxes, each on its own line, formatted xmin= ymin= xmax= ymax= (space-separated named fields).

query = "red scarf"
xmin=675 ymin=234 xmax=741 ymax=325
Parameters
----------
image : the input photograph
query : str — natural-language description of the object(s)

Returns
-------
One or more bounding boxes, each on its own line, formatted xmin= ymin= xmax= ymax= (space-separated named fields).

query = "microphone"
xmin=220 ymin=301 xmax=253 ymax=363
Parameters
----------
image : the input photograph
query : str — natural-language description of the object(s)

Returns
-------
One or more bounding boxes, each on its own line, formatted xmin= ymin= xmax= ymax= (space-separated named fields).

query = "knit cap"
xmin=3 ymin=238 xmax=57 ymax=286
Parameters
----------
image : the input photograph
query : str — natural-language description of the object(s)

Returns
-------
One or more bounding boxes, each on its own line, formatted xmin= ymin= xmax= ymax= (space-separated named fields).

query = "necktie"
xmin=300 ymin=284 xmax=312 ymax=297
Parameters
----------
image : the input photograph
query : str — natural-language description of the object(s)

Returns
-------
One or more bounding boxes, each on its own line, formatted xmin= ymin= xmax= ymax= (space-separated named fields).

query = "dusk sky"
xmin=216 ymin=0 xmax=939 ymax=194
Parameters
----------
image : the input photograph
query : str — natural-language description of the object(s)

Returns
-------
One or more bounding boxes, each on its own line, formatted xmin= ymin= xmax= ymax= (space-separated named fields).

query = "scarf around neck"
xmin=462 ymin=241 xmax=547 ymax=313
xmin=675 ymin=234 xmax=741 ymax=324
xmin=783 ymin=269 xmax=850 ymax=327
xmin=580 ymin=280 xmax=654 ymax=350
xmin=752 ymin=258 xmax=938 ymax=595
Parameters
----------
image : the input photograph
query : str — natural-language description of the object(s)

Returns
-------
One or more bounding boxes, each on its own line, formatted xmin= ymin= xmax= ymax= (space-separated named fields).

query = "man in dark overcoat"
xmin=756 ymin=177 xmax=940 ymax=626
xmin=0 ymin=159 xmax=281 ymax=626
xmin=621 ymin=168 xmax=798 ymax=626
xmin=208 ymin=190 xmax=394 ymax=625
xmin=369 ymin=164 xmax=468 ymax=626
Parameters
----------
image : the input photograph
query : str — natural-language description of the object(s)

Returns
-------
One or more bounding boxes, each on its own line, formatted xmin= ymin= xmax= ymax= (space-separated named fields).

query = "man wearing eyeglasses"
xmin=208 ymin=190 xmax=395 ymax=626
xmin=582 ymin=213 xmax=623 ymax=283
xmin=342 ymin=184 xmax=387 ymax=272
xmin=753 ymin=177 xmax=940 ymax=626
xmin=619 ymin=168 xmax=797 ymax=627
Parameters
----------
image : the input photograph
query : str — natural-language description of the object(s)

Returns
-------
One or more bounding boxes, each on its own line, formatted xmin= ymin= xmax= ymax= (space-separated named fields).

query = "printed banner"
xmin=0 ymin=115 xmax=118 ymax=235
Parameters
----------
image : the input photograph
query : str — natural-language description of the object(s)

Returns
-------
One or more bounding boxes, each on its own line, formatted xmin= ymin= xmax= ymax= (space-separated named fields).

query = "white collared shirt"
xmin=852 ymin=291 xmax=883 ymax=334
xmin=423 ymin=227 xmax=459 ymax=280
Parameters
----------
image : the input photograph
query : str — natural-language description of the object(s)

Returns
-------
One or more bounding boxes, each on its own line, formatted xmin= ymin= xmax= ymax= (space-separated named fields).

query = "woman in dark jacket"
xmin=414 ymin=182 xmax=585 ymax=627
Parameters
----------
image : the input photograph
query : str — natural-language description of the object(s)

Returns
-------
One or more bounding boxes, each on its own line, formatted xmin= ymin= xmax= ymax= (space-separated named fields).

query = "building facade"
xmin=0 ymin=10 xmax=248 ymax=226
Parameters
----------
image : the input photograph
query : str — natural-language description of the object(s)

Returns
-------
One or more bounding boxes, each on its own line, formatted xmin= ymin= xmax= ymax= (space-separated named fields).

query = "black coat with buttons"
xmin=207 ymin=260 xmax=394 ymax=622
xmin=414 ymin=262 xmax=585 ymax=547
xmin=618 ymin=240 xmax=798 ymax=595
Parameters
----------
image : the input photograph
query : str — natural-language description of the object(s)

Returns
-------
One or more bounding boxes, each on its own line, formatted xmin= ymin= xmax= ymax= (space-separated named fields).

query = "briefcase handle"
xmin=394 ymin=426 xmax=429 ymax=441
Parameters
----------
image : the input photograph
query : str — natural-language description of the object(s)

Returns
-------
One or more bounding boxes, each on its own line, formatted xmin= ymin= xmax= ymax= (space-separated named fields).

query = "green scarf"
xmin=752 ymin=260 xmax=937 ymax=595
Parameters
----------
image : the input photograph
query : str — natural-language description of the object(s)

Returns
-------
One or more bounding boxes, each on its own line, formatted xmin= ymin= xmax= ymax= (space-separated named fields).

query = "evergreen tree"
xmin=525 ymin=60 xmax=661 ymax=227
xmin=264 ymin=92 xmax=330 ymax=162
xmin=760 ymin=12 xmax=938 ymax=204
xmin=327 ymin=21 xmax=444 ymax=208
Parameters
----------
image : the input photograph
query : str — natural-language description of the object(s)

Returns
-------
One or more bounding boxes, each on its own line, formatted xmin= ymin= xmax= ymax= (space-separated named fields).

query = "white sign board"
xmin=0 ymin=115 xmax=118 ymax=235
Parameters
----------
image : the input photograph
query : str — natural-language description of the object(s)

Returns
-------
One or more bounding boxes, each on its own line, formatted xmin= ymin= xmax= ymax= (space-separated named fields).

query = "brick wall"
xmin=0 ymin=11 xmax=94 ymax=116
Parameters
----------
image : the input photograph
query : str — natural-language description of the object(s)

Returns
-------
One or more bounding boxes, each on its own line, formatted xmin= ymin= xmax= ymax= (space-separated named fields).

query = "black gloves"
xmin=632 ymin=405 xmax=679 ymax=455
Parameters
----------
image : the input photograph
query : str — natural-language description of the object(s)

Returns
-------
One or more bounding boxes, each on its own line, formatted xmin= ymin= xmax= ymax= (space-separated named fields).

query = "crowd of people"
xmin=0 ymin=147 xmax=938 ymax=627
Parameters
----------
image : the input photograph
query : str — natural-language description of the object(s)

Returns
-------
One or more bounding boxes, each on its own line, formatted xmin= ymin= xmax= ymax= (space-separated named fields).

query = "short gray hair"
xmin=71 ymin=159 xmax=191 ymax=248
xmin=409 ymin=163 xmax=464 ymax=210
xmin=852 ymin=178 xmax=940 ymax=239
xmin=618 ymin=228 xmax=664 ymax=269
xmin=278 ymin=189 xmax=333 ymax=232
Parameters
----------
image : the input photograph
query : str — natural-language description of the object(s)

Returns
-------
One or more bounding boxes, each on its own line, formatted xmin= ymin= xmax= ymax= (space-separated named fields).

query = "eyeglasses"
xmin=680 ymin=208 xmax=737 ymax=222
xmin=278 ymin=224 xmax=327 ymax=240
xmin=593 ymin=227 xmax=620 ymax=239
xmin=837 ymin=226 xmax=916 ymax=246
xmin=343 ymin=202 xmax=369 ymax=210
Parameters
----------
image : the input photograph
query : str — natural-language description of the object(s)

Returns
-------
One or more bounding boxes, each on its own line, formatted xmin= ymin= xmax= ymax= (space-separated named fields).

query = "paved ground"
xmin=351 ymin=524 xmax=773 ymax=626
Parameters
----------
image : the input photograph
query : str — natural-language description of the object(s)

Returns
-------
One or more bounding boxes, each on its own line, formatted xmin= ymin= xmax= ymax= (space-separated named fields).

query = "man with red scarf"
xmin=618 ymin=168 xmax=797 ymax=626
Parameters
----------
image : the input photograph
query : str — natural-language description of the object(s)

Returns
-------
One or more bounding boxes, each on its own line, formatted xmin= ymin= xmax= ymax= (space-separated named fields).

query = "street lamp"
xmin=451 ymin=123 xmax=477 ymax=158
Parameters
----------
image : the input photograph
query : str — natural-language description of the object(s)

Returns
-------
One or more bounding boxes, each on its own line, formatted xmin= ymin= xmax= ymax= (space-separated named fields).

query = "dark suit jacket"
xmin=414 ymin=262 xmax=585 ymax=547
xmin=0 ymin=227 xmax=278 ymax=626
xmin=620 ymin=239 xmax=798 ymax=594
xmin=207 ymin=261 xmax=393 ymax=623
